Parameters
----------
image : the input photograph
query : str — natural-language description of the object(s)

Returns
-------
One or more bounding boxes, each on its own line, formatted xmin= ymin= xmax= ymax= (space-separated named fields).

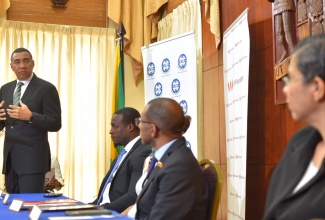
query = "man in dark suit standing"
xmin=135 ymin=97 xmax=208 ymax=220
xmin=91 ymin=107 xmax=151 ymax=213
xmin=0 ymin=48 xmax=62 ymax=193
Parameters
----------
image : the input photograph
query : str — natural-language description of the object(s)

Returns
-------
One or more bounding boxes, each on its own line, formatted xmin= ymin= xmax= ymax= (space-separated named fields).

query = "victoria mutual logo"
xmin=227 ymin=76 xmax=244 ymax=92
xmin=228 ymin=80 xmax=234 ymax=92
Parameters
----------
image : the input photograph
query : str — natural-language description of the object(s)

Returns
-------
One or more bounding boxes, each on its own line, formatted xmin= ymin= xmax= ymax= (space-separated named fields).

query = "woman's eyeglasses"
xmin=282 ymin=75 xmax=304 ymax=86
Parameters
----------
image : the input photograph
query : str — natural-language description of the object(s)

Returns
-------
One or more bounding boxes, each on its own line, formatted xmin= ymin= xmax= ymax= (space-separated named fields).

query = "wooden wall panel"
xmin=7 ymin=0 xmax=107 ymax=27
xmin=284 ymin=106 xmax=306 ymax=142
xmin=246 ymin=164 xmax=275 ymax=220
xmin=202 ymin=2 xmax=218 ymax=71
xmin=255 ymin=0 xmax=273 ymax=22
xmin=254 ymin=18 xmax=273 ymax=52
xmin=246 ymin=165 xmax=261 ymax=219
xmin=203 ymin=66 xmax=221 ymax=164
xmin=255 ymin=46 xmax=283 ymax=165
xmin=218 ymin=65 xmax=227 ymax=166
xmin=247 ymin=52 xmax=258 ymax=165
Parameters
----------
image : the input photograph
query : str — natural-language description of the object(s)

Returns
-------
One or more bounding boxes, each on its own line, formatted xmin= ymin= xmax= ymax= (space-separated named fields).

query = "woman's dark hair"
xmin=293 ymin=34 xmax=325 ymax=83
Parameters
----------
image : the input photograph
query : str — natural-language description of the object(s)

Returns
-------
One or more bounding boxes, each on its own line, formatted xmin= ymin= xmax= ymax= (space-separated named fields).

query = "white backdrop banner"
xmin=223 ymin=8 xmax=250 ymax=220
xmin=141 ymin=32 xmax=198 ymax=158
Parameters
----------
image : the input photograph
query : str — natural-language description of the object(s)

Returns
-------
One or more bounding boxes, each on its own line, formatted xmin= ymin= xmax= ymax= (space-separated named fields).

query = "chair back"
xmin=199 ymin=159 xmax=223 ymax=220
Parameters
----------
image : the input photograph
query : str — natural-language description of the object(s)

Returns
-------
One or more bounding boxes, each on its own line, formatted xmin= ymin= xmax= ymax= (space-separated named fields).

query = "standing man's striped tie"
xmin=13 ymin=82 xmax=24 ymax=106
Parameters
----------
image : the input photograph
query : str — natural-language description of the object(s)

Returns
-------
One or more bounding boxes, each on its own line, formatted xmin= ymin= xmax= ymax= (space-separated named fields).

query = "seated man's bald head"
xmin=144 ymin=98 xmax=191 ymax=137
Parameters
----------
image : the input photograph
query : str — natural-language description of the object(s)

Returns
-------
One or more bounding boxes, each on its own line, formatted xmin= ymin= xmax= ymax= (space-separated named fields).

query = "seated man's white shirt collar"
xmin=100 ymin=135 xmax=140 ymax=205
xmin=124 ymin=136 xmax=140 ymax=153
xmin=154 ymin=138 xmax=177 ymax=161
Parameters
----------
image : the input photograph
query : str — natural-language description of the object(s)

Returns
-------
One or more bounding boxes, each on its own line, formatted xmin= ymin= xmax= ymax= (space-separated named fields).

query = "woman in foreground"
xmin=263 ymin=35 xmax=325 ymax=219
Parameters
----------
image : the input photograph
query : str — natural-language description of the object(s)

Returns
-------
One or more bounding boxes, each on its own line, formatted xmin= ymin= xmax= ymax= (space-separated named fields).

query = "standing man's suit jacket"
xmin=136 ymin=137 xmax=208 ymax=220
xmin=263 ymin=126 xmax=325 ymax=220
xmin=92 ymin=139 xmax=150 ymax=212
xmin=0 ymin=74 xmax=61 ymax=175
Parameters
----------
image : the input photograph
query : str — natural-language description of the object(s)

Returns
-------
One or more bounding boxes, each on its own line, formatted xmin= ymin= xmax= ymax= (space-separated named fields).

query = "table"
xmin=0 ymin=193 xmax=133 ymax=219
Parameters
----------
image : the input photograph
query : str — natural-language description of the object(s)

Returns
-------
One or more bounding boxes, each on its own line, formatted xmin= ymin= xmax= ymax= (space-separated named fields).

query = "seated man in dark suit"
xmin=91 ymin=107 xmax=151 ymax=212
xmin=135 ymin=98 xmax=208 ymax=219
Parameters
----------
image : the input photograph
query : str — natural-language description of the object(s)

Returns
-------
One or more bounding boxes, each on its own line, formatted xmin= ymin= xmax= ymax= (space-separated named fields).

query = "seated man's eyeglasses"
xmin=134 ymin=118 xmax=160 ymax=130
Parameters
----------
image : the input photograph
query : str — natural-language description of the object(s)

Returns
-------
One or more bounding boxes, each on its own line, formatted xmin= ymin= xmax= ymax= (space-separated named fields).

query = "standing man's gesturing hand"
xmin=7 ymin=101 xmax=32 ymax=120
xmin=0 ymin=100 xmax=6 ymax=121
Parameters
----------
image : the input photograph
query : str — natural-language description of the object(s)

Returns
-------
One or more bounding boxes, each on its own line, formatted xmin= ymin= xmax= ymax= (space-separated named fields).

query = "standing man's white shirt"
xmin=15 ymin=72 xmax=33 ymax=98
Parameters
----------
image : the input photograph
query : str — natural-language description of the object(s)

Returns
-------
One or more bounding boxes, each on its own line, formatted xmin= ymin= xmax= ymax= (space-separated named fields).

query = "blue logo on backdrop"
xmin=178 ymin=54 xmax=187 ymax=70
xmin=171 ymin=78 xmax=181 ymax=95
xmin=185 ymin=141 xmax=191 ymax=149
xmin=162 ymin=58 xmax=170 ymax=73
xmin=179 ymin=100 xmax=188 ymax=115
xmin=147 ymin=62 xmax=155 ymax=77
xmin=154 ymin=82 xmax=163 ymax=97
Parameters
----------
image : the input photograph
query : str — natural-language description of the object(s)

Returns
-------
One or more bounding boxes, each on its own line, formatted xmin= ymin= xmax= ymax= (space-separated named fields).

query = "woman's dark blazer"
xmin=263 ymin=126 xmax=325 ymax=220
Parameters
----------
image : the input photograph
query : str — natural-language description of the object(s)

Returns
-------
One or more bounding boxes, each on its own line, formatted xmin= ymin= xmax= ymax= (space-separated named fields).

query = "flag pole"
xmin=117 ymin=22 xmax=126 ymax=104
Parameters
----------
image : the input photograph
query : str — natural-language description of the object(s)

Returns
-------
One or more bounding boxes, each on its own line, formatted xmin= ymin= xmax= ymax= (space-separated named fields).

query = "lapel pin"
xmin=157 ymin=161 xmax=163 ymax=168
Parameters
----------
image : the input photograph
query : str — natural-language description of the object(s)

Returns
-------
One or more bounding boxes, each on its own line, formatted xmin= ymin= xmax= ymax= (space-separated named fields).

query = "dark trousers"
xmin=5 ymin=153 xmax=45 ymax=193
